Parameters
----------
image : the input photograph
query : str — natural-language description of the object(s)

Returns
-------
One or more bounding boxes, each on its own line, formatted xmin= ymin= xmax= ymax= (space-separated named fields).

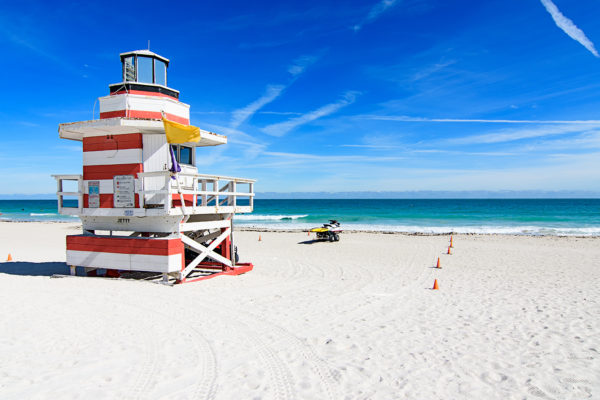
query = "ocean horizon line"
xmin=1 ymin=190 xmax=600 ymax=200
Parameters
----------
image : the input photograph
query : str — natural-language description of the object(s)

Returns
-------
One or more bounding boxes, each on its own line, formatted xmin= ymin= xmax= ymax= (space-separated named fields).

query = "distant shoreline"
xmin=2 ymin=193 xmax=600 ymax=200
xmin=0 ymin=221 xmax=598 ymax=238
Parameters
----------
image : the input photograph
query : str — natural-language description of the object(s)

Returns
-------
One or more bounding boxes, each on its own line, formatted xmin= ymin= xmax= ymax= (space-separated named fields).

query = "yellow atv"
xmin=310 ymin=220 xmax=342 ymax=242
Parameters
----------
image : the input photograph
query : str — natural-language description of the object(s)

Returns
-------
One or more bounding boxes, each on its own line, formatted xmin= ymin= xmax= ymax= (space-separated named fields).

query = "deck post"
xmin=231 ymin=216 xmax=236 ymax=266
xmin=232 ymin=181 xmax=237 ymax=207
xmin=56 ymin=178 xmax=63 ymax=213
xmin=138 ymin=175 xmax=145 ymax=209
xmin=77 ymin=176 xmax=84 ymax=212
xmin=249 ymin=182 xmax=254 ymax=209
xmin=164 ymin=174 xmax=171 ymax=212
xmin=201 ymin=180 xmax=207 ymax=206
xmin=192 ymin=176 xmax=198 ymax=213
xmin=213 ymin=179 xmax=219 ymax=210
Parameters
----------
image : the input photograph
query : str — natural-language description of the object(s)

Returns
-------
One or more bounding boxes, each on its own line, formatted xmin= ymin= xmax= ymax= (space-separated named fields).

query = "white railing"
xmin=137 ymin=171 xmax=255 ymax=214
xmin=52 ymin=172 xmax=254 ymax=216
xmin=52 ymin=174 xmax=83 ymax=215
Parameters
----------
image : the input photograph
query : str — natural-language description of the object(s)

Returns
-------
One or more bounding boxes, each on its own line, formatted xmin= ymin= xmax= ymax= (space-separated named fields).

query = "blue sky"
xmin=1 ymin=0 xmax=600 ymax=195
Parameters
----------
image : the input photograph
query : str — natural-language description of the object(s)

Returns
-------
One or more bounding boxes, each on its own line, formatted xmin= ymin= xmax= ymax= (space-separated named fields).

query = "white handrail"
xmin=52 ymin=171 xmax=254 ymax=215
xmin=137 ymin=171 xmax=256 ymax=183
xmin=138 ymin=171 xmax=254 ymax=213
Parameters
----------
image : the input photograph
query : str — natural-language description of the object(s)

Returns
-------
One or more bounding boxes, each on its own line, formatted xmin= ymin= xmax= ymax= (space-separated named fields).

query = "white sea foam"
xmin=235 ymin=222 xmax=600 ymax=236
xmin=30 ymin=213 xmax=57 ymax=216
xmin=234 ymin=214 xmax=308 ymax=221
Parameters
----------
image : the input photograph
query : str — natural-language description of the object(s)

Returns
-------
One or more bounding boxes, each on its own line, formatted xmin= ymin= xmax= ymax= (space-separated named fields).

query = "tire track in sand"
xmin=210 ymin=303 xmax=339 ymax=400
xmin=89 ymin=290 xmax=219 ymax=400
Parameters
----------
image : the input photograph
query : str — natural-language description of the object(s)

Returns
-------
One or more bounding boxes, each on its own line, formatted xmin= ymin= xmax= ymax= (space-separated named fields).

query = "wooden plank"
xmin=66 ymin=236 xmax=181 ymax=257
xmin=180 ymin=220 xmax=230 ymax=232
xmin=83 ymin=133 xmax=142 ymax=152
xmin=83 ymin=164 xmax=143 ymax=180
xmin=83 ymin=148 xmax=143 ymax=166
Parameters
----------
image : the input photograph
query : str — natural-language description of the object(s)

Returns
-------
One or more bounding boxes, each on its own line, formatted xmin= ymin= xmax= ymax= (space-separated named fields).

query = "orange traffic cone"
xmin=432 ymin=279 xmax=439 ymax=290
xmin=436 ymin=257 xmax=441 ymax=269
xmin=307 ymin=231 xmax=310 ymax=236
xmin=6 ymin=253 xmax=12 ymax=261
xmin=450 ymin=235 xmax=453 ymax=248
xmin=258 ymin=235 xmax=262 ymax=241
xmin=447 ymin=246 xmax=452 ymax=255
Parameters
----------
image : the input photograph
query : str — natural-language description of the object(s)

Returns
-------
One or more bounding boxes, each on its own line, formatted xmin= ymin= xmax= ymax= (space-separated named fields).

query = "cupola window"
xmin=124 ymin=56 xmax=135 ymax=82
xmin=155 ymin=60 xmax=167 ymax=86
xmin=120 ymin=51 xmax=169 ymax=86
xmin=137 ymin=56 xmax=153 ymax=83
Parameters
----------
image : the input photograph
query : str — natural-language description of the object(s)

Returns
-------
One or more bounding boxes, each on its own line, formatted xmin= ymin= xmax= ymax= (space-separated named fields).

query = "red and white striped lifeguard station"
xmin=53 ymin=50 xmax=255 ymax=283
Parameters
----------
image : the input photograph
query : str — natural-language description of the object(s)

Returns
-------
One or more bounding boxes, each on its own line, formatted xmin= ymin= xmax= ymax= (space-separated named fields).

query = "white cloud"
xmin=362 ymin=115 xmax=600 ymax=124
xmin=540 ymin=0 xmax=599 ymax=57
xmin=264 ymin=151 xmax=402 ymax=162
xmin=341 ymin=144 xmax=403 ymax=149
xmin=446 ymin=124 xmax=600 ymax=145
xmin=262 ymin=91 xmax=359 ymax=137
xmin=230 ymin=84 xmax=286 ymax=128
xmin=518 ymin=130 xmax=600 ymax=152
xmin=411 ymin=60 xmax=456 ymax=81
xmin=288 ymin=55 xmax=319 ymax=77
xmin=229 ymin=54 xmax=319 ymax=128
xmin=250 ymin=150 xmax=403 ymax=169
xmin=353 ymin=0 xmax=399 ymax=31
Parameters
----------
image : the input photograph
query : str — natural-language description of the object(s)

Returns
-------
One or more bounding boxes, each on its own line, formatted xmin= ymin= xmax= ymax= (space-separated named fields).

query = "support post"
xmin=192 ymin=176 xmax=198 ymax=213
xmin=56 ymin=178 xmax=63 ymax=213
xmin=201 ymin=180 xmax=207 ymax=206
xmin=77 ymin=177 xmax=84 ymax=212
xmin=164 ymin=174 xmax=171 ymax=212
xmin=213 ymin=179 xmax=219 ymax=210
xmin=232 ymin=181 xmax=237 ymax=207
xmin=138 ymin=176 xmax=145 ymax=209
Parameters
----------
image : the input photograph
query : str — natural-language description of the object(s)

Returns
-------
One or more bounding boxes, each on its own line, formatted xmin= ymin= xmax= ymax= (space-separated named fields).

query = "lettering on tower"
xmin=113 ymin=175 xmax=135 ymax=208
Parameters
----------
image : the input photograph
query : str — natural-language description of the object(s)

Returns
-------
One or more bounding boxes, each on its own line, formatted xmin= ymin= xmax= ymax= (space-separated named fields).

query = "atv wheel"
xmin=334 ymin=233 xmax=340 ymax=241
xmin=328 ymin=232 xmax=335 ymax=242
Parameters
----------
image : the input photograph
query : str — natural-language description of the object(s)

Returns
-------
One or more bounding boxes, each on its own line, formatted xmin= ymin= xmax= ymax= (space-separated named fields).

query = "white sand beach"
xmin=0 ymin=221 xmax=599 ymax=399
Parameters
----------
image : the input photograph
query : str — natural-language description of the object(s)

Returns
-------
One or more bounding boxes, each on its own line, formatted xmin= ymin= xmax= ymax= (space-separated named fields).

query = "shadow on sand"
xmin=0 ymin=261 xmax=71 ymax=277
xmin=297 ymin=239 xmax=329 ymax=245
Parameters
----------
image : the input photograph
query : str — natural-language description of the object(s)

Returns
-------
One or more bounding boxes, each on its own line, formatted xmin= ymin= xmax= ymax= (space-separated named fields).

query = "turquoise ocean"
xmin=1 ymin=199 xmax=599 ymax=236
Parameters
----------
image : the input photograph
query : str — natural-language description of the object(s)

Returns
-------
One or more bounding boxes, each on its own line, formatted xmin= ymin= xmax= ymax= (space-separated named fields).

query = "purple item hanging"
xmin=169 ymin=145 xmax=181 ymax=179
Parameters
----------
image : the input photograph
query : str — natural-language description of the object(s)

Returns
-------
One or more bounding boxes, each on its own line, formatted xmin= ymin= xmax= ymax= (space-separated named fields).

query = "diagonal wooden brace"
xmin=179 ymin=228 xmax=232 ymax=280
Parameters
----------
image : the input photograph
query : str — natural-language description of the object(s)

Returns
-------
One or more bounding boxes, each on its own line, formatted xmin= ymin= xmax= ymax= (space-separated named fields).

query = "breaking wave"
xmin=234 ymin=222 xmax=600 ymax=236
xmin=234 ymin=214 xmax=309 ymax=221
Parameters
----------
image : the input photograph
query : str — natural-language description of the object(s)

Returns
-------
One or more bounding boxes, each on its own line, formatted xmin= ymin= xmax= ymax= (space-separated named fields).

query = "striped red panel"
xmin=83 ymin=133 xmax=142 ymax=152
xmin=67 ymin=235 xmax=183 ymax=256
xmin=172 ymin=194 xmax=195 ymax=207
xmin=83 ymin=164 xmax=143 ymax=180
xmin=83 ymin=194 xmax=140 ymax=208
xmin=100 ymin=110 xmax=189 ymax=125
xmin=110 ymin=90 xmax=178 ymax=100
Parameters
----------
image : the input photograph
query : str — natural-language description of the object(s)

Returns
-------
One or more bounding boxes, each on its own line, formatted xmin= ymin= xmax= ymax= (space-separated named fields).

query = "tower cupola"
xmin=110 ymin=50 xmax=179 ymax=99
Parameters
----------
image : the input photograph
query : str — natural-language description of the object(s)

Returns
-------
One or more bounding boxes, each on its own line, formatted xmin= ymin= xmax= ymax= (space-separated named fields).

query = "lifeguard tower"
xmin=52 ymin=50 xmax=255 ymax=283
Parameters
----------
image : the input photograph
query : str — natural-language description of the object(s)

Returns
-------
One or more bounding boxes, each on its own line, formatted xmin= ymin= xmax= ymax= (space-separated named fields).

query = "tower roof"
xmin=120 ymin=50 xmax=170 ymax=65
